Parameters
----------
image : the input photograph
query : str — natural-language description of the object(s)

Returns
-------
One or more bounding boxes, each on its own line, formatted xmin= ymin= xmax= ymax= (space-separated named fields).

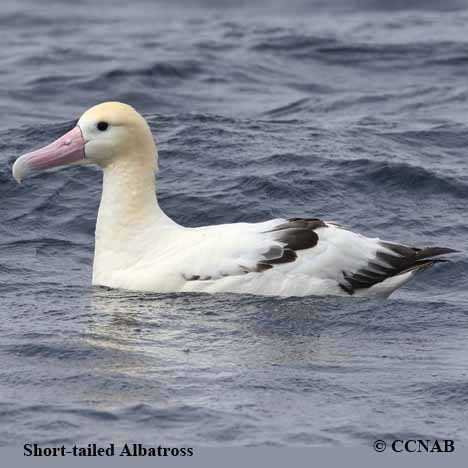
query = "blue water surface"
xmin=0 ymin=0 xmax=467 ymax=447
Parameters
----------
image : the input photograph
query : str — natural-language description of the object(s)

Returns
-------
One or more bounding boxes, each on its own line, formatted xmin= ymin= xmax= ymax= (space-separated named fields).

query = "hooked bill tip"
xmin=12 ymin=157 xmax=28 ymax=184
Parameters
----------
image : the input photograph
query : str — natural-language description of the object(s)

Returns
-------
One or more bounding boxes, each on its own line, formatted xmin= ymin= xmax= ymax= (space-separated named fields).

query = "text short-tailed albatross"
xmin=12 ymin=102 xmax=457 ymax=298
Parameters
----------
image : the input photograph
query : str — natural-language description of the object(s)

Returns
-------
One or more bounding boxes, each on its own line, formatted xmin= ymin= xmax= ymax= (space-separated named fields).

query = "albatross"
xmin=12 ymin=102 xmax=457 ymax=297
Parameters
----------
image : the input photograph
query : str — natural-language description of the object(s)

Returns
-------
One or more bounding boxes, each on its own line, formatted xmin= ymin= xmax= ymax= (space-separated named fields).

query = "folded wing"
xmin=179 ymin=217 xmax=456 ymax=295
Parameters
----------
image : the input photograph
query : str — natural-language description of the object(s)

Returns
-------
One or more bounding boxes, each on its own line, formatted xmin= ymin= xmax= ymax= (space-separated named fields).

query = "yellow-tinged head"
xmin=13 ymin=101 xmax=158 ymax=183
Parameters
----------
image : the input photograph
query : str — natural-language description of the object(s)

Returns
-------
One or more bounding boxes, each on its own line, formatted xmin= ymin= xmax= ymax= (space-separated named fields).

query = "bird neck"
xmin=98 ymin=158 xmax=160 ymax=225
xmin=93 ymin=157 xmax=172 ymax=282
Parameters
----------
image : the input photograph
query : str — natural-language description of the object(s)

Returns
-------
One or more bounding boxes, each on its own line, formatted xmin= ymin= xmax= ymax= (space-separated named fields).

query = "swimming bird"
xmin=12 ymin=102 xmax=457 ymax=297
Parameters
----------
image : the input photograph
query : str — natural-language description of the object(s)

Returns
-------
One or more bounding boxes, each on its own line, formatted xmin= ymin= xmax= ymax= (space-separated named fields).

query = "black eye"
xmin=97 ymin=121 xmax=109 ymax=131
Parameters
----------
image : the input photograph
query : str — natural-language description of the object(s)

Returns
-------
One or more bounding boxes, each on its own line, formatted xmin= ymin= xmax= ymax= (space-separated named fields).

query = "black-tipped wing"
xmin=340 ymin=243 xmax=458 ymax=294
xmin=178 ymin=217 xmax=456 ymax=295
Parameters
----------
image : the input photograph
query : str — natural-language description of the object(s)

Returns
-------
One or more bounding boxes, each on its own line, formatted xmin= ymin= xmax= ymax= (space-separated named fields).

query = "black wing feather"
xmin=340 ymin=242 xmax=458 ymax=294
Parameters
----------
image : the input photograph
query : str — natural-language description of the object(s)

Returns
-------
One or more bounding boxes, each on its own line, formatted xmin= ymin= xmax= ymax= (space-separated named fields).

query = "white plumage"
xmin=12 ymin=102 xmax=456 ymax=298
xmin=92 ymin=215 xmax=422 ymax=298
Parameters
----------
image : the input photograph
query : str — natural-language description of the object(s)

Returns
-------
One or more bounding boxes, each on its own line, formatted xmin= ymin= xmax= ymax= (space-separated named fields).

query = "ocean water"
xmin=1 ymin=0 xmax=468 ymax=447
